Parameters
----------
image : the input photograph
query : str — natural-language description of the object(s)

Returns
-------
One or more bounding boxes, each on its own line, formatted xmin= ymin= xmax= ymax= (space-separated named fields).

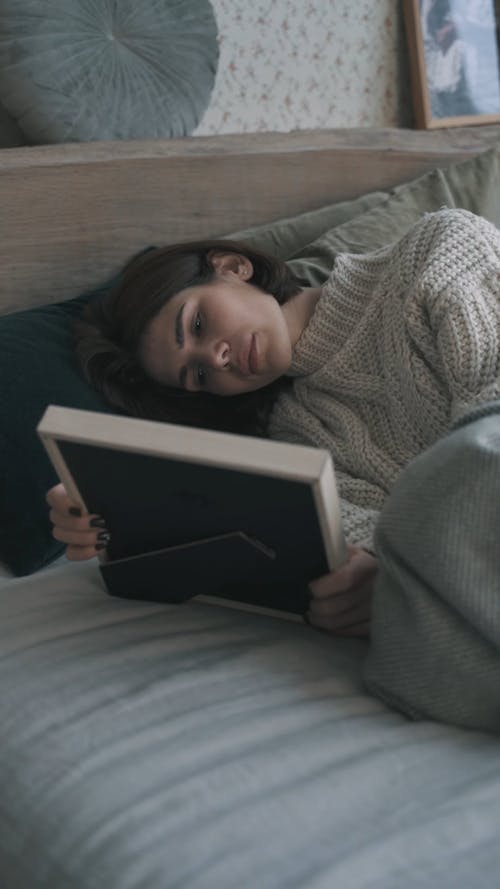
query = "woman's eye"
xmin=193 ymin=312 xmax=202 ymax=336
xmin=197 ymin=364 xmax=207 ymax=387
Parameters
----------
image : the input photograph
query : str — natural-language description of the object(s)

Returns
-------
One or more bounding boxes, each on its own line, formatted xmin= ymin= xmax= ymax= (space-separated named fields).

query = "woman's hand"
xmin=46 ymin=483 xmax=110 ymax=561
xmin=307 ymin=545 xmax=378 ymax=637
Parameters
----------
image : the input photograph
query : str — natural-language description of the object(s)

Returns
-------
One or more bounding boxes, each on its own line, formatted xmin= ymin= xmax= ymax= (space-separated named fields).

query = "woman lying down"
xmin=47 ymin=207 xmax=500 ymax=734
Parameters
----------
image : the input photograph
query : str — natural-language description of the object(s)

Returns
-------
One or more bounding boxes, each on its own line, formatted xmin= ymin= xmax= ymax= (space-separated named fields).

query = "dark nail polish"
xmin=90 ymin=516 xmax=107 ymax=528
xmin=69 ymin=506 xmax=82 ymax=517
xmin=97 ymin=531 xmax=111 ymax=542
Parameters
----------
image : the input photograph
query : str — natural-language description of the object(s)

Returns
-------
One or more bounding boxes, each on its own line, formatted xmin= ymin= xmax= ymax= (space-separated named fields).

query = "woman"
xmin=47 ymin=207 xmax=500 ymax=641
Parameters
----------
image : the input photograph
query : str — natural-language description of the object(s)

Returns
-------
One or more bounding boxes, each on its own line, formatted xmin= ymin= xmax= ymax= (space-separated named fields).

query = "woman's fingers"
xmin=53 ymin=521 xmax=111 ymax=560
xmin=307 ymin=546 xmax=377 ymax=637
xmin=50 ymin=520 xmax=109 ymax=547
xmin=307 ymin=585 xmax=372 ymax=632
xmin=65 ymin=543 xmax=108 ymax=562
xmin=46 ymin=482 xmax=81 ymax=514
xmin=308 ymin=582 xmax=372 ymax=619
xmin=48 ymin=506 xmax=104 ymax=534
xmin=309 ymin=545 xmax=377 ymax=598
xmin=46 ymin=483 xmax=110 ymax=560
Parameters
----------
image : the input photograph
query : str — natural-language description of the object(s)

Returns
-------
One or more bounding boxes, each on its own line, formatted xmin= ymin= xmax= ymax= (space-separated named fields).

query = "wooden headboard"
xmin=1 ymin=125 xmax=499 ymax=315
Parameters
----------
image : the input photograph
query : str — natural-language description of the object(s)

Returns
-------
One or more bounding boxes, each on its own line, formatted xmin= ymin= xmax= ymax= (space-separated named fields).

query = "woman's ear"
xmin=208 ymin=251 xmax=253 ymax=281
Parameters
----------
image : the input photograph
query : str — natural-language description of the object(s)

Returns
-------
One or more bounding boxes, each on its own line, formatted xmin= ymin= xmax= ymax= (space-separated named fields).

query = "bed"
xmin=1 ymin=126 xmax=500 ymax=888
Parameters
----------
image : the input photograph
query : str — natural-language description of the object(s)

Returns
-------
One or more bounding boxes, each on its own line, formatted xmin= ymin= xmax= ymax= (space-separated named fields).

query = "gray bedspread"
xmin=365 ymin=402 xmax=500 ymax=733
xmin=1 ymin=559 xmax=500 ymax=888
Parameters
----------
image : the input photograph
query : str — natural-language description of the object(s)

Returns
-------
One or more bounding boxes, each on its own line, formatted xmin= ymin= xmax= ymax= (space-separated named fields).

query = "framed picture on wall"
xmin=404 ymin=0 xmax=500 ymax=127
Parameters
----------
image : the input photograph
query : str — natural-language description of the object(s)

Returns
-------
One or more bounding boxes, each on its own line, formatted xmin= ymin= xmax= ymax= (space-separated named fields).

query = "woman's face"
xmin=138 ymin=254 xmax=295 ymax=397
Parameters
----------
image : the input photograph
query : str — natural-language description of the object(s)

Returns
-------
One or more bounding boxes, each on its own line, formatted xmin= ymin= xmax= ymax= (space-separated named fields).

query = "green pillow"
xmin=287 ymin=149 xmax=499 ymax=285
xmin=228 ymin=188 xmax=389 ymax=259
xmin=1 ymin=149 xmax=498 ymax=576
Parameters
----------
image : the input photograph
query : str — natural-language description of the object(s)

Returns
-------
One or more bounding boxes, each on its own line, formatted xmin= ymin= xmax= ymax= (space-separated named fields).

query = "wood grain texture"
xmin=1 ymin=126 xmax=499 ymax=314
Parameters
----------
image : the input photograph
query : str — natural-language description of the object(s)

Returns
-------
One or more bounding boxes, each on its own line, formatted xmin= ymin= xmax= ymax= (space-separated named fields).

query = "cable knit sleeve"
xmin=335 ymin=487 xmax=380 ymax=554
xmin=268 ymin=208 xmax=500 ymax=564
xmin=417 ymin=210 xmax=500 ymax=424
xmin=268 ymin=404 xmax=380 ymax=553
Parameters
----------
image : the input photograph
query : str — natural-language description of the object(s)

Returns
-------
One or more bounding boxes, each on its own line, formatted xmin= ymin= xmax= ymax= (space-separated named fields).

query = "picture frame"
xmin=404 ymin=0 xmax=500 ymax=128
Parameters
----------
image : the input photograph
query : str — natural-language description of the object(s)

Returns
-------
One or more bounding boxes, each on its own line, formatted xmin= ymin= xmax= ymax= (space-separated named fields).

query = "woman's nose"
xmin=208 ymin=340 xmax=230 ymax=369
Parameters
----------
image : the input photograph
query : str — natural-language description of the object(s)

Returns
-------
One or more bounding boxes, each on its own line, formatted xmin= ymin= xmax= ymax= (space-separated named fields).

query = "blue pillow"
xmin=0 ymin=0 xmax=218 ymax=143
xmin=0 ymin=288 xmax=113 ymax=574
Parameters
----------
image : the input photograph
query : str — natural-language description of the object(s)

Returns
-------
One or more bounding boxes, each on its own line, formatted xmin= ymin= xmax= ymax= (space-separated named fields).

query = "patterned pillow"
xmin=0 ymin=0 xmax=218 ymax=143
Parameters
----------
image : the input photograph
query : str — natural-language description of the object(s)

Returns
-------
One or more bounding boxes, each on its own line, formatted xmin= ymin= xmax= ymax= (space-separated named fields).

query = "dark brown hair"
xmin=75 ymin=239 xmax=304 ymax=435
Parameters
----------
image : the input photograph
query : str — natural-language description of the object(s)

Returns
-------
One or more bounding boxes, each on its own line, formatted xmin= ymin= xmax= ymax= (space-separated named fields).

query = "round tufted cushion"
xmin=0 ymin=0 xmax=219 ymax=144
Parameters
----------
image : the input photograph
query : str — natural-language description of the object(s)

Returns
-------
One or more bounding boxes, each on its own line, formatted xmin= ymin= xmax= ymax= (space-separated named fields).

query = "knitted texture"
xmin=269 ymin=209 xmax=500 ymax=550
xmin=364 ymin=401 xmax=500 ymax=734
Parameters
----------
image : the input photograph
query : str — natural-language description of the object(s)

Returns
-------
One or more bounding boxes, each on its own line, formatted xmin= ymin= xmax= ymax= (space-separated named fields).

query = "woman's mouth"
xmin=248 ymin=334 xmax=258 ymax=374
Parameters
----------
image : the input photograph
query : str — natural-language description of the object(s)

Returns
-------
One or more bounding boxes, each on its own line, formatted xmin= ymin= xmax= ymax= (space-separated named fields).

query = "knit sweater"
xmin=268 ymin=209 xmax=500 ymax=551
